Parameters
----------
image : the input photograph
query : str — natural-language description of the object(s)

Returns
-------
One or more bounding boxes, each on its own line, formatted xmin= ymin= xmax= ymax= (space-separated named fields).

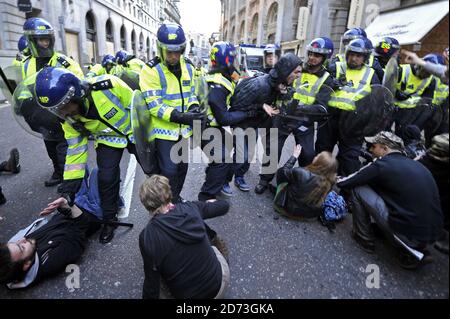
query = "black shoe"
xmin=99 ymin=223 xmax=116 ymax=244
xmin=44 ymin=172 xmax=63 ymax=187
xmin=255 ymin=183 xmax=268 ymax=195
xmin=351 ymin=231 xmax=375 ymax=254
xmin=0 ymin=190 xmax=6 ymax=205
xmin=1 ymin=149 xmax=20 ymax=174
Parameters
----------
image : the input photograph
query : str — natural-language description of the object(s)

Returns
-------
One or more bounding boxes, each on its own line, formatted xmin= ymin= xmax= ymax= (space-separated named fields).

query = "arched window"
xmin=85 ymin=11 xmax=97 ymax=63
xmin=120 ymin=25 xmax=126 ymax=50
xmin=106 ymin=19 xmax=114 ymax=54
xmin=266 ymin=2 xmax=278 ymax=43
xmin=250 ymin=14 xmax=258 ymax=44
xmin=146 ymin=37 xmax=151 ymax=60
xmin=131 ymin=30 xmax=137 ymax=54
xmin=238 ymin=21 xmax=245 ymax=43
xmin=139 ymin=32 xmax=144 ymax=51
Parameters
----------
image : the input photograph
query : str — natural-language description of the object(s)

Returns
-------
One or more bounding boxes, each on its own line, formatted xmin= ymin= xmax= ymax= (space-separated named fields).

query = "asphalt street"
xmin=0 ymin=103 xmax=448 ymax=299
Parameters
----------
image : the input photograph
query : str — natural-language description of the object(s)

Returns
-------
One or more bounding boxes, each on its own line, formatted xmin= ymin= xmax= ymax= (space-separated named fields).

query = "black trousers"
xmin=44 ymin=138 xmax=68 ymax=177
xmin=259 ymin=126 xmax=315 ymax=184
xmin=199 ymin=127 xmax=233 ymax=201
xmin=96 ymin=143 xmax=138 ymax=221
xmin=154 ymin=138 xmax=189 ymax=203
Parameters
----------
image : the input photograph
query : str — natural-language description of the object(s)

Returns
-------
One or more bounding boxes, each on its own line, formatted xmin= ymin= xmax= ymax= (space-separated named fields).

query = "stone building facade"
xmin=0 ymin=0 xmax=181 ymax=71
xmin=220 ymin=0 xmax=447 ymax=58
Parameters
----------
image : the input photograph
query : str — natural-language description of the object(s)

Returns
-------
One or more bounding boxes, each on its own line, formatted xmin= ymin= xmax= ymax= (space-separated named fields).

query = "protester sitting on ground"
xmin=402 ymin=49 xmax=449 ymax=84
xmin=418 ymin=133 xmax=449 ymax=255
xmin=273 ymin=144 xmax=338 ymax=219
xmin=139 ymin=175 xmax=230 ymax=299
xmin=337 ymin=131 xmax=443 ymax=269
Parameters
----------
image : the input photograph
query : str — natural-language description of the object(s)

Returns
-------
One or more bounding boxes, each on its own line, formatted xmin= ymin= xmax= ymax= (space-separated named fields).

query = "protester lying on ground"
xmin=273 ymin=144 xmax=338 ymax=220
xmin=337 ymin=131 xmax=443 ymax=270
xmin=0 ymin=169 xmax=104 ymax=288
xmin=401 ymin=49 xmax=449 ymax=84
xmin=418 ymin=133 xmax=449 ymax=255
xmin=139 ymin=175 xmax=230 ymax=299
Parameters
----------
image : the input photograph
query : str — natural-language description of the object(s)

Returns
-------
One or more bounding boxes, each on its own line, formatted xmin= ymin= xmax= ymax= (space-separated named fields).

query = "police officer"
xmin=331 ymin=28 xmax=384 ymax=82
xmin=86 ymin=54 xmax=117 ymax=78
xmin=198 ymin=42 xmax=255 ymax=201
xmin=373 ymin=37 xmax=401 ymax=69
xmin=394 ymin=53 xmax=436 ymax=139
xmin=328 ymin=38 xmax=380 ymax=176
xmin=263 ymin=44 xmax=281 ymax=73
xmin=424 ymin=54 xmax=448 ymax=145
xmin=255 ymin=38 xmax=335 ymax=194
xmin=140 ymin=22 xmax=203 ymax=203
xmin=22 ymin=17 xmax=83 ymax=188
xmin=34 ymin=67 xmax=139 ymax=244
xmin=115 ymin=50 xmax=148 ymax=73
xmin=12 ymin=35 xmax=31 ymax=67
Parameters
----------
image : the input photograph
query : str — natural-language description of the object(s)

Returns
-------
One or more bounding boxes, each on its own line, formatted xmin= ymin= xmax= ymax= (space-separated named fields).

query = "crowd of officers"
xmin=0 ymin=16 xmax=448 ymax=295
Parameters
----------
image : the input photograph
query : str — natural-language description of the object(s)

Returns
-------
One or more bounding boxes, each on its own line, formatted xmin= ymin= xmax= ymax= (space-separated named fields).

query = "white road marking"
xmin=118 ymin=155 xmax=137 ymax=219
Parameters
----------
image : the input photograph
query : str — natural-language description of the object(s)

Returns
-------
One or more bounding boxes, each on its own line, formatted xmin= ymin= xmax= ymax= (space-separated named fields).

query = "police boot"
xmin=44 ymin=169 xmax=63 ymax=187
xmin=0 ymin=187 xmax=6 ymax=205
xmin=99 ymin=218 xmax=119 ymax=244
xmin=0 ymin=148 xmax=20 ymax=174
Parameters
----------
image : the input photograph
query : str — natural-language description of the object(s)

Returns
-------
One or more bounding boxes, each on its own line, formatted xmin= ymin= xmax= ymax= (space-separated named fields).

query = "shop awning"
xmin=365 ymin=1 xmax=449 ymax=46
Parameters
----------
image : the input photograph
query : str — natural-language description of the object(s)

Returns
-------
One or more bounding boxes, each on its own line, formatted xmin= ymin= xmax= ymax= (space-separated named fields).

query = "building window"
xmin=120 ymin=25 xmax=126 ymax=49
xmin=106 ymin=19 xmax=115 ymax=54
xmin=85 ymin=11 xmax=97 ymax=63
xmin=131 ymin=30 xmax=137 ymax=53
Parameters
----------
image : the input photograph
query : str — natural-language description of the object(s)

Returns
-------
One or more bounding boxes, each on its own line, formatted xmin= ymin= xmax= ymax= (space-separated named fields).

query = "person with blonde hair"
xmin=273 ymin=144 xmax=338 ymax=219
xmin=138 ymin=175 xmax=230 ymax=299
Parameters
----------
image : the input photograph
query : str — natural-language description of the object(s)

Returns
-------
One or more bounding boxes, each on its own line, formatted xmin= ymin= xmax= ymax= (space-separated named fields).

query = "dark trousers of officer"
xmin=226 ymin=128 xmax=251 ymax=182
xmin=259 ymin=126 xmax=315 ymax=184
xmin=348 ymin=185 xmax=427 ymax=249
xmin=199 ymin=127 xmax=233 ymax=201
xmin=155 ymin=138 xmax=189 ymax=203
xmin=96 ymin=143 xmax=138 ymax=221
xmin=44 ymin=138 xmax=68 ymax=178
xmin=316 ymin=115 xmax=362 ymax=176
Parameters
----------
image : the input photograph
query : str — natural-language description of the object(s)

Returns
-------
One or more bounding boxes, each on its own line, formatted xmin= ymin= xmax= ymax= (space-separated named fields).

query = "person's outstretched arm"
xmin=194 ymin=200 xmax=230 ymax=220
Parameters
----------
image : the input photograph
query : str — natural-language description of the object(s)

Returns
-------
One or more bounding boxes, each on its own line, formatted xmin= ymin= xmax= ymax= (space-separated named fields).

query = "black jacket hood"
xmin=269 ymin=53 xmax=302 ymax=87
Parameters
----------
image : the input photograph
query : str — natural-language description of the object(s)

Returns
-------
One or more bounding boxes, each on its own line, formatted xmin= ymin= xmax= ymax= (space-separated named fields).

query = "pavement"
xmin=0 ymin=106 xmax=448 ymax=299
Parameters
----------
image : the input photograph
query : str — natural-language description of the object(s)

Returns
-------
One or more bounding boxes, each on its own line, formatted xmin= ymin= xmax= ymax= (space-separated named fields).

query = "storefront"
xmin=365 ymin=0 xmax=449 ymax=57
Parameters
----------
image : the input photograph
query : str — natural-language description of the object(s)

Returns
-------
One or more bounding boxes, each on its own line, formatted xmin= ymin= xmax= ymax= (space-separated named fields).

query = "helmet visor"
xmin=37 ymin=86 xmax=77 ymax=120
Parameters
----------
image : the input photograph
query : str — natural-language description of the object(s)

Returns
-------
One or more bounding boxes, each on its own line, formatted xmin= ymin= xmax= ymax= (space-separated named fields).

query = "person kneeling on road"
xmin=337 ymin=131 xmax=443 ymax=270
xmin=139 ymin=175 xmax=230 ymax=299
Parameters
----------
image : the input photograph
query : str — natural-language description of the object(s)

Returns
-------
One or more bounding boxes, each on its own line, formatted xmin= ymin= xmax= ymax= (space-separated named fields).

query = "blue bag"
xmin=319 ymin=191 xmax=348 ymax=232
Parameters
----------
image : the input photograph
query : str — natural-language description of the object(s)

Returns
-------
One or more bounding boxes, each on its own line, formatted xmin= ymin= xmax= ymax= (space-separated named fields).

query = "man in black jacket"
xmin=226 ymin=53 xmax=302 ymax=192
xmin=139 ymin=175 xmax=230 ymax=299
xmin=0 ymin=196 xmax=100 ymax=288
xmin=337 ymin=131 xmax=443 ymax=269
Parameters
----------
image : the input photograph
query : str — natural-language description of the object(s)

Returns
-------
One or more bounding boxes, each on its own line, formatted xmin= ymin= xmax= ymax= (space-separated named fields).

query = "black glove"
xmin=170 ymin=110 xmax=206 ymax=125
xmin=395 ymin=91 xmax=410 ymax=101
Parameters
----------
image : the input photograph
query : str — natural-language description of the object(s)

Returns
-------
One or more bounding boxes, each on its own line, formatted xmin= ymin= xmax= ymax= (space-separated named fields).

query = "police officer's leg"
xmin=316 ymin=115 xmax=339 ymax=154
xmin=174 ymin=137 xmax=189 ymax=202
xmin=96 ymin=144 xmax=124 ymax=243
xmin=155 ymin=138 xmax=185 ymax=203
xmin=43 ymin=139 xmax=64 ymax=187
xmin=199 ymin=128 xmax=231 ymax=201
xmin=256 ymin=128 xmax=286 ymax=194
xmin=295 ymin=127 xmax=315 ymax=167
xmin=337 ymin=136 xmax=363 ymax=176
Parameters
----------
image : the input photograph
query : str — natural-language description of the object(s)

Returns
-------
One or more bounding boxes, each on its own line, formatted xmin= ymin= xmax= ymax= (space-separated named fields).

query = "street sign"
xmin=17 ymin=0 xmax=32 ymax=12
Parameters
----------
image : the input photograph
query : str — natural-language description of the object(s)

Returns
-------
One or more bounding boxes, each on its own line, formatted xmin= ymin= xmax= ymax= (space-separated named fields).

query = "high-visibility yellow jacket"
xmin=432 ymin=76 xmax=448 ymax=107
xmin=329 ymin=62 xmax=375 ymax=111
xmin=395 ymin=64 xmax=434 ymax=109
xmin=21 ymin=52 xmax=83 ymax=79
xmin=293 ymin=71 xmax=330 ymax=105
xmin=204 ymin=72 xmax=235 ymax=127
xmin=140 ymin=58 xmax=198 ymax=141
xmin=63 ymin=75 xmax=134 ymax=181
